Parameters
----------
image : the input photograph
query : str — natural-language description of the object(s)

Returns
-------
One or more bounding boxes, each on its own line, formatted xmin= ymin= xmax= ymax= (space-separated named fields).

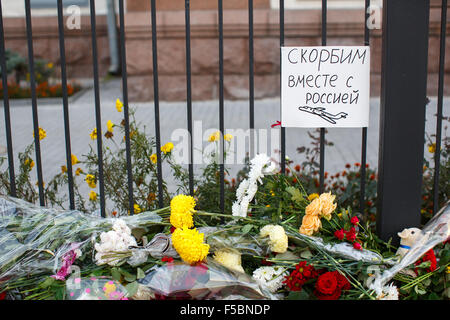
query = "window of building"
xmin=30 ymin=0 xmax=89 ymax=8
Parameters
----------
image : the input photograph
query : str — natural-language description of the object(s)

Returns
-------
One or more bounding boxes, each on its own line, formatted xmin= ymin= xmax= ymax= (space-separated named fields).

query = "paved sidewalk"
xmin=0 ymin=78 xmax=448 ymax=203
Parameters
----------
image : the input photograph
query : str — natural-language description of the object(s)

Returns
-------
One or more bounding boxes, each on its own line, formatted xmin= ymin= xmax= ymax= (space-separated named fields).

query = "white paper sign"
xmin=281 ymin=46 xmax=370 ymax=128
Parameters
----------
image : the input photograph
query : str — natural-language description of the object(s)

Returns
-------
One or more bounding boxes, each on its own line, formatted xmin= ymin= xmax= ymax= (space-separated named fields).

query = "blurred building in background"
xmin=1 ymin=0 xmax=449 ymax=101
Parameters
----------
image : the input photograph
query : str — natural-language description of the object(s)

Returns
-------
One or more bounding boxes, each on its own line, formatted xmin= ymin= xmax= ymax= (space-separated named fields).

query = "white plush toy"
xmin=396 ymin=227 xmax=423 ymax=259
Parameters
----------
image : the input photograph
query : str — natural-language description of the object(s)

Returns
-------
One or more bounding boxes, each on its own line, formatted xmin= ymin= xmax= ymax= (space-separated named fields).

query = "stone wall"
xmin=124 ymin=7 xmax=450 ymax=101
xmin=2 ymin=4 xmax=449 ymax=102
xmin=2 ymin=15 xmax=110 ymax=80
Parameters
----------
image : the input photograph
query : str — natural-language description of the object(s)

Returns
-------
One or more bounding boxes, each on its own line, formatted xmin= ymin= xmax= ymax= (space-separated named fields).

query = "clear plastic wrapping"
xmin=0 ymin=196 xmax=163 ymax=284
xmin=138 ymin=258 xmax=278 ymax=300
xmin=370 ymin=201 xmax=450 ymax=293
xmin=199 ymin=226 xmax=270 ymax=256
xmin=286 ymin=231 xmax=387 ymax=264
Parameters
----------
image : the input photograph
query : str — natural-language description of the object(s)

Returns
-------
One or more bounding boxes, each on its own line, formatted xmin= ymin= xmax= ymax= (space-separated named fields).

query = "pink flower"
xmin=51 ymin=250 xmax=77 ymax=281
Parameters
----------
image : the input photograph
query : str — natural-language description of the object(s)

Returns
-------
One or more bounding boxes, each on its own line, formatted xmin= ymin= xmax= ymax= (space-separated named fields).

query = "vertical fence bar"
xmin=24 ymin=0 xmax=45 ymax=206
xmin=89 ymin=0 xmax=106 ymax=217
xmin=218 ymin=0 xmax=225 ymax=213
xmin=57 ymin=0 xmax=75 ymax=210
xmin=248 ymin=0 xmax=255 ymax=159
xmin=433 ymin=0 xmax=447 ymax=215
xmin=150 ymin=0 xmax=164 ymax=209
xmin=185 ymin=0 xmax=194 ymax=196
xmin=280 ymin=0 xmax=286 ymax=174
xmin=359 ymin=0 xmax=371 ymax=214
xmin=319 ymin=0 xmax=327 ymax=193
xmin=118 ymin=0 xmax=135 ymax=214
xmin=377 ymin=0 xmax=430 ymax=242
xmin=0 ymin=0 xmax=16 ymax=196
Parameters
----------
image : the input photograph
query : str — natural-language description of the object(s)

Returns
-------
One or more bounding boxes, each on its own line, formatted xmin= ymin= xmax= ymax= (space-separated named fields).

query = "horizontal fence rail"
xmin=0 ymin=0 xmax=446 ymax=240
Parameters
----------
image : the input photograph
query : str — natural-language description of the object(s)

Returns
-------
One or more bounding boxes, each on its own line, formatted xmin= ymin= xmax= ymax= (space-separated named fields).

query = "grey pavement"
xmin=0 ymin=78 xmax=448 ymax=208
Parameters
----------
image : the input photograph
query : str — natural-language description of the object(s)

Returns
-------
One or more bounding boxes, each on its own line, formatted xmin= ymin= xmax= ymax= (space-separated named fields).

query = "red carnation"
xmin=334 ymin=229 xmax=345 ymax=241
xmin=283 ymin=261 xmax=317 ymax=292
xmin=350 ymin=216 xmax=359 ymax=225
xmin=415 ymin=249 xmax=437 ymax=273
xmin=345 ymin=228 xmax=357 ymax=242
xmin=162 ymin=256 xmax=174 ymax=263
xmin=353 ymin=242 xmax=362 ymax=250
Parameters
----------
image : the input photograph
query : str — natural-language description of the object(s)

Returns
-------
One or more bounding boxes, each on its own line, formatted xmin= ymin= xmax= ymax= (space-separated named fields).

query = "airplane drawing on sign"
xmin=298 ymin=106 xmax=348 ymax=124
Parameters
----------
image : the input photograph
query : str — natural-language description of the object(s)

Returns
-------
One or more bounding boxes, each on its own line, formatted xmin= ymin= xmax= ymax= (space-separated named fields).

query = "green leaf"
xmin=241 ymin=224 xmax=254 ymax=235
xmin=111 ymin=268 xmax=121 ymax=281
xmin=428 ymin=292 xmax=440 ymax=300
xmin=414 ymin=285 xmax=427 ymax=295
xmin=40 ymin=277 xmax=56 ymax=288
xmin=137 ymin=268 xmax=145 ymax=280
xmin=125 ymin=281 xmax=139 ymax=297
xmin=286 ymin=187 xmax=303 ymax=204
xmin=287 ymin=290 xmax=309 ymax=300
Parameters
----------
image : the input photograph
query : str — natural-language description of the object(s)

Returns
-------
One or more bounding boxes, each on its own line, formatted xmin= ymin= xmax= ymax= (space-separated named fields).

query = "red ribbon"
xmin=271 ymin=121 xmax=281 ymax=128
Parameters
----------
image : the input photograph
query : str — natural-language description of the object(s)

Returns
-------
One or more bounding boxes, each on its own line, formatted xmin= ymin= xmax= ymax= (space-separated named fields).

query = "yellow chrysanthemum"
xmin=107 ymin=120 xmax=114 ymax=133
xmin=61 ymin=165 xmax=67 ymax=173
xmin=170 ymin=194 xmax=196 ymax=229
xmin=89 ymin=190 xmax=98 ymax=201
xmin=33 ymin=127 xmax=46 ymax=141
xmin=24 ymin=158 xmax=34 ymax=169
xmin=260 ymin=224 xmax=288 ymax=253
xmin=90 ymin=128 xmax=97 ymax=140
xmin=134 ymin=204 xmax=142 ymax=214
xmin=213 ymin=249 xmax=244 ymax=273
xmin=47 ymin=62 xmax=53 ymax=69
xmin=150 ymin=154 xmax=157 ymax=164
xmin=75 ymin=168 xmax=83 ymax=176
xmin=116 ymin=99 xmax=123 ymax=112
xmin=172 ymin=227 xmax=210 ymax=265
xmin=224 ymin=133 xmax=233 ymax=142
xmin=161 ymin=142 xmax=174 ymax=154
xmin=85 ymin=174 xmax=96 ymax=188
xmin=307 ymin=193 xmax=319 ymax=201
xmin=208 ymin=131 xmax=220 ymax=142
xmin=71 ymin=154 xmax=79 ymax=166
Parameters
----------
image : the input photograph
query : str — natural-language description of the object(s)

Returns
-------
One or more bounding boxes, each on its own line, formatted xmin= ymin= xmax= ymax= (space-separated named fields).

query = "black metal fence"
xmin=0 ymin=0 xmax=447 ymax=242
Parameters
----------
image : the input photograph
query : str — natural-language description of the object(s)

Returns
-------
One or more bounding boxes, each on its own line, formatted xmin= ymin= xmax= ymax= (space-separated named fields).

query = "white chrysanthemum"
xmin=260 ymin=224 xmax=288 ymax=253
xmin=252 ymin=266 xmax=288 ymax=293
xmin=231 ymin=154 xmax=277 ymax=217
xmin=95 ymin=219 xmax=137 ymax=266
xmin=236 ymin=179 xmax=250 ymax=202
xmin=377 ymin=283 xmax=399 ymax=300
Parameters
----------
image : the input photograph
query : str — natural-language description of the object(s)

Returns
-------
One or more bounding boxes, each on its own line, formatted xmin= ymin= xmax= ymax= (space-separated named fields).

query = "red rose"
xmin=315 ymin=289 xmax=342 ymax=300
xmin=334 ymin=271 xmax=351 ymax=291
xmin=316 ymin=272 xmax=338 ymax=295
xmin=0 ymin=291 xmax=6 ymax=300
xmin=170 ymin=226 xmax=176 ymax=234
xmin=334 ymin=229 xmax=345 ymax=241
xmin=350 ymin=216 xmax=359 ymax=225
xmin=353 ymin=242 xmax=362 ymax=250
